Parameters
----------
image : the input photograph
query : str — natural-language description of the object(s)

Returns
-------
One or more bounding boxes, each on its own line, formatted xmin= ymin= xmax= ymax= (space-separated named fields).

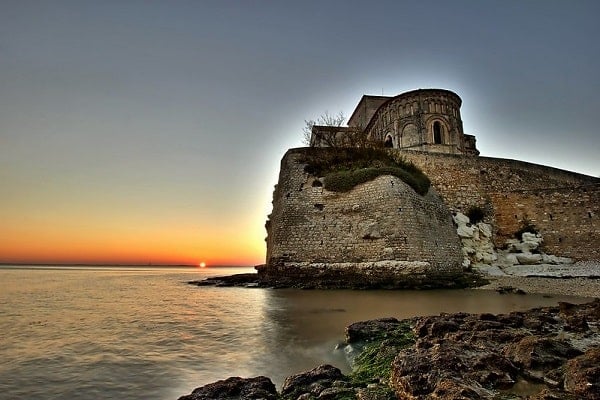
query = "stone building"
xmin=311 ymin=89 xmax=479 ymax=155
xmin=262 ymin=89 xmax=599 ymax=289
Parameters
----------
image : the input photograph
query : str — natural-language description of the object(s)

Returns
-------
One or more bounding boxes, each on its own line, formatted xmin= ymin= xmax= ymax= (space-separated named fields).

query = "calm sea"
xmin=0 ymin=266 xmax=591 ymax=400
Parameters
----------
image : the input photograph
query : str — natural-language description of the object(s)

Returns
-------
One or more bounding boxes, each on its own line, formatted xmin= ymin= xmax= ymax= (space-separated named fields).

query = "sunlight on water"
xmin=0 ymin=266 xmax=591 ymax=399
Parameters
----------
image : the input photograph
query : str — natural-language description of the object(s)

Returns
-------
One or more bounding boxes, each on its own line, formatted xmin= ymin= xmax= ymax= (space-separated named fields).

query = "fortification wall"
xmin=399 ymin=151 xmax=600 ymax=260
xmin=264 ymin=149 xmax=465 ymax=288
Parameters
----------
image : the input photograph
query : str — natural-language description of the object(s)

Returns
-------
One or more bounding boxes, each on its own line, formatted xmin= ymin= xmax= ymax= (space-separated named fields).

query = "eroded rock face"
xmin=453 ymin=212 xmax=575 ymax=275
xmin=563 ymin=348 xmax=600 ymax=398
xmin=390 ymin=299 xmax=600 ymax=399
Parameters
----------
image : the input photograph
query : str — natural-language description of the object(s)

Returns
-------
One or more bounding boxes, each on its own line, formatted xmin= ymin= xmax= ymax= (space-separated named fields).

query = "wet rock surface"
xmin=178 ymin=300 xmax=600 ymax=399
xmin=188 ymin=266 xmax=487 ymax=290
xmin=391 ymin=299 xmax=600 ymax=399
xmin=280 ymin=364 xmax=354 ymax=400
xmin=176 ymin=376 xmax=278 ymax=400
xmin=187 ymin=273 xmax=260 ymax=288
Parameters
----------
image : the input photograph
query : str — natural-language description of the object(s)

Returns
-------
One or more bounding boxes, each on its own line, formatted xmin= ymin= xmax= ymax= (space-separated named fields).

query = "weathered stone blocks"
xmin=264 ymin=149 xmax=465 ymax=288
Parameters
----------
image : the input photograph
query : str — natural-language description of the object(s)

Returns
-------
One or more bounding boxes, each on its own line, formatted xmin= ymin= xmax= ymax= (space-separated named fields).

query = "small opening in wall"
xmin=433 ymin=121 xmax=443 ymax=144
xmin=558 ymin=237 xmax=563 ymax=243
xmin=549 ymin=213 xmax=553 ymax=221
xmin=312 ymin=179 xmax=322 ymax=187
xmin=384 ymin=135 xmax=393 ymax=148
xmin=314 ymin=203 xmax=324 ymax=211
xmin=514 ymin=215 xmax=518 ymax=220
xmin=589 ymin=211 xmax=593 ymax=218
xmin=398 ymin=208 xmax=402 ymax=213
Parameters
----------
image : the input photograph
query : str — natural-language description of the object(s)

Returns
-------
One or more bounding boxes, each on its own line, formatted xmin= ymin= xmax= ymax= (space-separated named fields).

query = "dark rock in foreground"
xmin=178 ymin=299 xmax=600 ymax=399
xmin=390 ymin=299 xmax=600 ymax=399
xmin=188 ymin=273 xmax=260 ymax=288
xmin=177 ymin=376 xmax=277 ymax=400
xmin=280 ymin=364 xmax=354 ymax=399
xmin=188 ymin=265 xmax=488 ymax=290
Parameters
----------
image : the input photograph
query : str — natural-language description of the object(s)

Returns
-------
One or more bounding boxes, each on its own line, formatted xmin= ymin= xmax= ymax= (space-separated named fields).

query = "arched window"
xmin=384 ymin=134 xmax=393 ymax=148
xmin=433 ymin=121 xmax=443 ymax=144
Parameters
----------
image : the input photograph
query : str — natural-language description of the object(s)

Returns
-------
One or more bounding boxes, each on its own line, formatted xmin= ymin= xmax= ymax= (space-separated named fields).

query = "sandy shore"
xmin=476 ymin=260 xmax=600 ymax=298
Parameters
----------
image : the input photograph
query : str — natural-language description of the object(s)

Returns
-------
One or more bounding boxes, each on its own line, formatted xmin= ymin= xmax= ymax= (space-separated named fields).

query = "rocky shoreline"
xmin=184 ymin=262 xmax=600 ymax=399
xmin=178 ymin=299 xmax=600 ymax=399
xmin=187 ymin=267 xmax=487 ymax=290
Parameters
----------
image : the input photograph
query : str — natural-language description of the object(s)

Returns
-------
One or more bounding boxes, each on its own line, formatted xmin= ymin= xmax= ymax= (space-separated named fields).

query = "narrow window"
xmin=433 ymin=121 xmax=443 ymax=144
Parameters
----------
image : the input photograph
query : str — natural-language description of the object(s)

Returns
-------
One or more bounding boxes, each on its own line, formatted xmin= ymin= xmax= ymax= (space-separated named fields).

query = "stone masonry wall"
xmin=265 ymin=149 xmax=463 ymax=272
xmin=399 ymin=151 xmax=600 ymax=260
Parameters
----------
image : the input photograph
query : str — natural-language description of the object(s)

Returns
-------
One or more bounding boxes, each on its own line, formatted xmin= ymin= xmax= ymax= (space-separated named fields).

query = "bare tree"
xmin=302 ymin=111 xmax=346 ymax=146
xmin=302 ymin=111 xmax=385 ymax=148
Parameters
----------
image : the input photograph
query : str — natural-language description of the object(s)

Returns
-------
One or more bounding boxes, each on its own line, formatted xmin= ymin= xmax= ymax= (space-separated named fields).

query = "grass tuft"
xmin=350 ymin=324 xmax=415 ymax=387
xmin=300 ymin=148 xmax=430 ymax=195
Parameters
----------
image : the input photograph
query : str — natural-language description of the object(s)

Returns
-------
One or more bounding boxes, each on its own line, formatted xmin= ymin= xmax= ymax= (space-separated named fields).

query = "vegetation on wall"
xmin=350 ymin=323 xmax=415 ymax=394
xmin=300 ymin=148 xmax=431 ymax=195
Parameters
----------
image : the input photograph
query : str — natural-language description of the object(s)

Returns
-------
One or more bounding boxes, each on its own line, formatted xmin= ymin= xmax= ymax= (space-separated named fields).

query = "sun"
xmin=198 ymin=262 xmax=206 ymax=268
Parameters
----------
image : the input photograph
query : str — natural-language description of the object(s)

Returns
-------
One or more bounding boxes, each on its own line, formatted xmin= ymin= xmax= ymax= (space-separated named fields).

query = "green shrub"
xmin=302 ymin=148 xmax=430 ymax=196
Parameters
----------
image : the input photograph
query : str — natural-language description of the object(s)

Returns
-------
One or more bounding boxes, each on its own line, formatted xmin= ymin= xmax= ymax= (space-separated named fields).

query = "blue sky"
xmin=1 ymin=1 xmax=598 ymax=264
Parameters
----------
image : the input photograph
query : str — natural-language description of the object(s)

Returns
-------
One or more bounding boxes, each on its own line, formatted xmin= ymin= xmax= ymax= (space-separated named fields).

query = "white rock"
xmin=503 ymin=253 xmax=519 ymax=265
xmin=472 ymin=263 xmax=507 ymax=276
xmin=457 ymin=224 xmax=475 ymax=238
xmin=521 ymin=233 xmax=543 ymax=251
xmin=480 ymin=252 xmax=498 ymax=264
xmin=516 ymin=253 xmax=543 ymax=265
xmin=542 ymin=254 xmax=574 ymax=264
xmin=478 ymin=223 xmax=492 ymax=238
xmin=453 ymin=212 xmax=470 ymax=225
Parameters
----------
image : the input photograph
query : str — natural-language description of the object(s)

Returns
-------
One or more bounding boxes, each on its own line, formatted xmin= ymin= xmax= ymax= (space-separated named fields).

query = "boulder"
xmin=516 ymin=252 xmax=543 ymax=265
xmin=452 ymin=212 xmax=470 ymax=225
xmin=457 ymin=224 xmax=475 ymax=238
xmin=542 ymin=254 xmax=574 ymax=265
xmin=345 ymin=318 xmax=403 ymax=343
xmin=281 ymin=364 xmax=349 ymax=399
xmin=521 ymin=232 xmax=543 ymax=251
xmin=177 ymin=376 xmax=277 ymax=400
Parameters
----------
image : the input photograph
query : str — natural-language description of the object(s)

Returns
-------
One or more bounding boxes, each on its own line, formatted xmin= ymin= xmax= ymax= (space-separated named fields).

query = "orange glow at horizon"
xmin=0 ymin=209 xmax=266 ymax=266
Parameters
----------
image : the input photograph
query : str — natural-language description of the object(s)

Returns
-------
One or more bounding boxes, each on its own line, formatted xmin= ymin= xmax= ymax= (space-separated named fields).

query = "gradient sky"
xmin=1 ymin=1 xmax=598 ymax=265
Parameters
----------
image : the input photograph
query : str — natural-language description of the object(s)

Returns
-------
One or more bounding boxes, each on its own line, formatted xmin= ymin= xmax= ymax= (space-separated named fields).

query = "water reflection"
xmin=0 ymin=267 xmax=591 ymax=399
xmin=255 ymin=288 xmax=592 ymax=386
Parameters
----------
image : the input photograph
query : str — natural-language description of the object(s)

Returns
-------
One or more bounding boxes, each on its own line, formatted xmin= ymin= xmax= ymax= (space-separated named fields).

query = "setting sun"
xmin=199 ymin=262 xmax=206 ymax=268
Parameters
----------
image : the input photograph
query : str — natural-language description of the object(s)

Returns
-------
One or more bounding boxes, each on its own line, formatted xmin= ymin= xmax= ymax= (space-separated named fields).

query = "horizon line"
xmin=0 ymin=262 xmax=257 ymax=268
